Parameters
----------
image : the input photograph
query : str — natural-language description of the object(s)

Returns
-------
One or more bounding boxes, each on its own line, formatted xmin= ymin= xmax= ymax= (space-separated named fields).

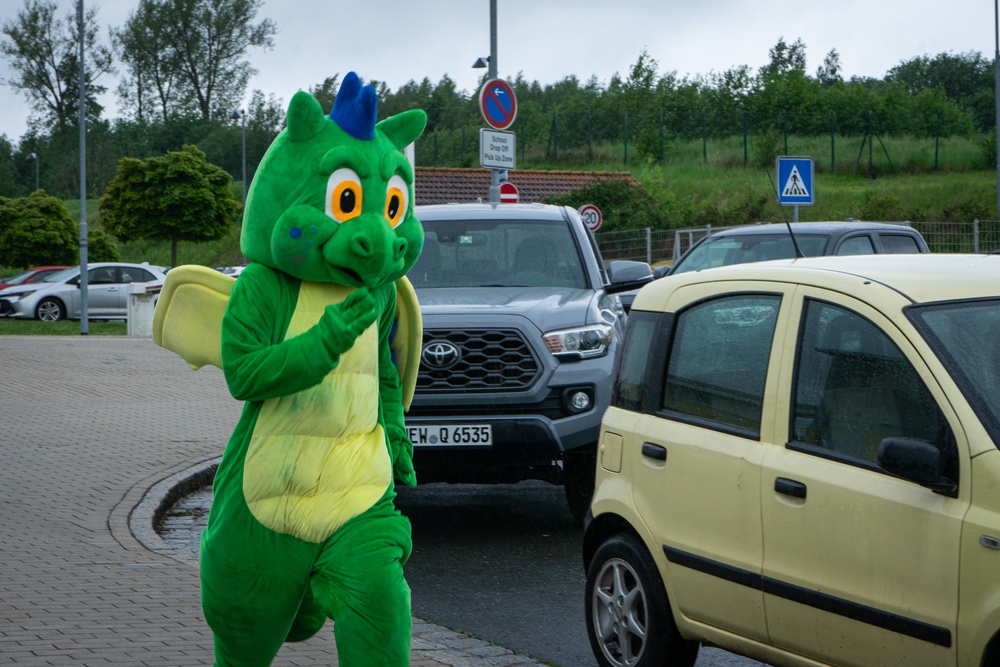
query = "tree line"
xmin=0 ymin=0 xmax=994 ymax=201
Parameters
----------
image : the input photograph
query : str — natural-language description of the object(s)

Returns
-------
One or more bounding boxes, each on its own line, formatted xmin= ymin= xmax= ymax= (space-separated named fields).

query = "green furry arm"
xmin=221 ymin=263 xmax=373 ymax=402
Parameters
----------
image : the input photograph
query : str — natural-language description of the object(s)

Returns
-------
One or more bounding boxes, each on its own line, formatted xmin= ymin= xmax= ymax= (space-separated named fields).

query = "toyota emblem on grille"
xmin=422 ymin=341 xmax=461 ymax=369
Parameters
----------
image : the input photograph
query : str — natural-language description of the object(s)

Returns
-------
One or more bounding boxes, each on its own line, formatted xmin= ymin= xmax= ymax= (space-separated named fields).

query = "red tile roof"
xmin=414 ymin=167 xmax=641 ymax=205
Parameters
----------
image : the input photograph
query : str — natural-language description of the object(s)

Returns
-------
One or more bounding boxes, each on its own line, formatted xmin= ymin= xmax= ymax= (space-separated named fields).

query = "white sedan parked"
xmin=0 ymin=263 xmax=167 ymax=321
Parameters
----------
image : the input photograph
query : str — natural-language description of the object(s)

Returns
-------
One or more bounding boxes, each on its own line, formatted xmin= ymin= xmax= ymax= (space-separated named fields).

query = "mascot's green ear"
xmin=287 ymin=90 xmax=327 ymax=142
xmin=377 ymin=109 xmax=428 ymax=150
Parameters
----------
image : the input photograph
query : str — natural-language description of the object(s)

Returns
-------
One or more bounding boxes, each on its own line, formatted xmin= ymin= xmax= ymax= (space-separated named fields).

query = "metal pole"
xmin=78 ymin=0 xmax=89 ymax=334
xmin=995 ymin=0 xmax=1000 ymax=215
xmin=488 ymin=0 xmax=499 ymax=205
xmin=241 ymin=111 xmax=247 ymax=207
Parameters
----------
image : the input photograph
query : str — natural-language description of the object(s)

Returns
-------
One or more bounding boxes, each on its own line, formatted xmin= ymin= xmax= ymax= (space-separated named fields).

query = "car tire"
xmin=36 ymin=297 xmax=66 ymax=322
xmin=564 ymin=447 xmax=596 ymax=524
xmin=586 ymin=533 xmax=699 ymax=667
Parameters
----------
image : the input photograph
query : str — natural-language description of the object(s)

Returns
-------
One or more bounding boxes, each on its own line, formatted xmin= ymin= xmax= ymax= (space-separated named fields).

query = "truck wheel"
xmin=564 ymin=447 xmax=596 ymax=523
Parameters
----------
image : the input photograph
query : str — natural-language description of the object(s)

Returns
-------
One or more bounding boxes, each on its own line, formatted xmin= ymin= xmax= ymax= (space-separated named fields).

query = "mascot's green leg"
xmin=311 ymin=495 xmax=413 ymax=667
xmin=201 ymin=545 xmax=318 ymax=666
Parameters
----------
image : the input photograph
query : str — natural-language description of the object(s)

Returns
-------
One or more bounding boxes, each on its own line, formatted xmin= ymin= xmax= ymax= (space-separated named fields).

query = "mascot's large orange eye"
xmin=384 ymin=175 xmax=409 ymax=228
xmin=325 ymin=168 xmax=363 ymax=223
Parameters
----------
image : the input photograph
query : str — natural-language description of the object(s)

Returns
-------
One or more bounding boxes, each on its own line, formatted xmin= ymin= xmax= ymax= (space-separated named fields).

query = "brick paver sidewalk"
xmin=0 ymin=336 xmax=543 ymax=667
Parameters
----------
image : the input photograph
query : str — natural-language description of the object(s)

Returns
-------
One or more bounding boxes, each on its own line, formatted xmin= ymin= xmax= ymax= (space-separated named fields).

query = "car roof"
xmin=708 ymin=221 xmax=918 ymax=236
xmin=415 ymin=202 xmax=573 ymax=222
xmin=637 ymin=254 xmax=1000 ymax=308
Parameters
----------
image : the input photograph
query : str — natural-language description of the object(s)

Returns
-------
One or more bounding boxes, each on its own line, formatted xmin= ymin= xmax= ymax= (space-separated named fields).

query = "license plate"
xmin=406 ymin=424 xmax=493 ymax=447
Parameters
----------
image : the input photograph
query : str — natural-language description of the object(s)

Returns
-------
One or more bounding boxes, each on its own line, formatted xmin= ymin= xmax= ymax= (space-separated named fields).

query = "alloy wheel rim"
xmin=592 ymin=557 xmax=648 ymax=667
xmin=38 ymin=302 xmax=60 ymax=322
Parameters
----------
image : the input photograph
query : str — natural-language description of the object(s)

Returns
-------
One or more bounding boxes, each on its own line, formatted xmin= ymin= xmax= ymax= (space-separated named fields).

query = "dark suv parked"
xmin=668 ymin=221 xmax=929 ymax=276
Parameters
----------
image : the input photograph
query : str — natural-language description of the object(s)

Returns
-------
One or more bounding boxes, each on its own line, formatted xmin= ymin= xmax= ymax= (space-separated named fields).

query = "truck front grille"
xmin=417 ymin=328 xmax=540 ymax=392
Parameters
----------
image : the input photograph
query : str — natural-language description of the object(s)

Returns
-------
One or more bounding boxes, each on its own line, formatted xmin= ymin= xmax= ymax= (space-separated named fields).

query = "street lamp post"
xmin=27 ymin=152 xmax=38 ymax=191
xmin=230 ymin=109 xmax=247 ymax=209
xmin=472 ymin=0 xmax=500 ymax=204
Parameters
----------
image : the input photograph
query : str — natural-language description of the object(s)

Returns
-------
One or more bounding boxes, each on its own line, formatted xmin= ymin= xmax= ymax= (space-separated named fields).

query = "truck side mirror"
xmin=606 ymin=261 xmax=653 ymax=294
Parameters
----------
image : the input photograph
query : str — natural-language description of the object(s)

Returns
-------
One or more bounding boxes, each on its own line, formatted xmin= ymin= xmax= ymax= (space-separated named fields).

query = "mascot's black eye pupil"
xmin=340 ymin=189 xmax=356 ymax=213
xmin=388 ymin=195 xmax=400 ymax=219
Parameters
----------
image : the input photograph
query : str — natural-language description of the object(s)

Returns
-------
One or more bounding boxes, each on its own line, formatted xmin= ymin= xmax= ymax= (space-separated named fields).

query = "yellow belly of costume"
xmin=243 ymin=282 xmax=391 ymax=543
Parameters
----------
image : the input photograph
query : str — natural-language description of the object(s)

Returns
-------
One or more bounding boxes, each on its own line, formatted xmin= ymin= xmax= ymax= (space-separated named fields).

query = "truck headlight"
xmin=543 ymin=324 xmax=613 ymax=359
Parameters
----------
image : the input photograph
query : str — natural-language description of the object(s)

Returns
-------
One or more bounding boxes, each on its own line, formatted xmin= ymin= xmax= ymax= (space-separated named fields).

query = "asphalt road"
xmin=396 ymin=480 xmax=766 ymax=667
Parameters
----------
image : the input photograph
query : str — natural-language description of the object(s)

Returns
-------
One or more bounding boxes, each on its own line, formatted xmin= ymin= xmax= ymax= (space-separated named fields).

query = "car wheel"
xmin=564 ymin=447 xmax=596 ymax=524
xmin=586 ymin=534 xmax=698 ymax=667
xmin=36 ymin=297 xmax=66 ymax=322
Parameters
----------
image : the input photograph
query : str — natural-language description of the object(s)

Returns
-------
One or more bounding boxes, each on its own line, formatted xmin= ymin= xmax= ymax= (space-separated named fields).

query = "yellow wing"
xmin=152 ymin=265 xmax=422 ymax=412
xmin=393 ymin=276 xmax=422 ymax=412
xmin=152 ymin=265 xmax=234 ymax=370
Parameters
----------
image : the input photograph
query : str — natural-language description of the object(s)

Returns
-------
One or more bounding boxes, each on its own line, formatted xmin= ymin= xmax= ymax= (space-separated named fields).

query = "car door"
xmin=627 ymin=282 xmax=791 ymax=643
xmin=760 ymin=287 xmax=965 ymax=667
xmin=85 ymin=266 xmax=122 ymax=316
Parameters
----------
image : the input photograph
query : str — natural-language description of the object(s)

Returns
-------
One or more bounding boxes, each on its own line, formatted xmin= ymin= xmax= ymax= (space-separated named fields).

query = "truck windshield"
xmin=409 ymin=219 xmax=587 ymax=289
xmin=909 ymin=298 xmax=1000 ymax=449
xmin=672 ymin=233 xmax=828 ymax=275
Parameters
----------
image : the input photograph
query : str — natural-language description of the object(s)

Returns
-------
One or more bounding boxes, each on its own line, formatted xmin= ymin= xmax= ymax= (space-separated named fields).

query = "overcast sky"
xmin=0 ymin=0 xmax=991 ymax=142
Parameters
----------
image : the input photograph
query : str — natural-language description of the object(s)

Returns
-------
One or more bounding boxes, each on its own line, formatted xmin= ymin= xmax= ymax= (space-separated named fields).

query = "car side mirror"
xmin=877 ymin=437 xmax=957 ymax=495
xmin=68 ymin=277 xmax=80 ymax=287
xmin=606 ymin=260 xmax=653 ymax=295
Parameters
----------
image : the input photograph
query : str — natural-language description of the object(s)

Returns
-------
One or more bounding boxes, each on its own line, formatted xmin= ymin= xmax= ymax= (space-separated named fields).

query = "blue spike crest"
xmin=330 ymin=71 xmax=378 ymax=141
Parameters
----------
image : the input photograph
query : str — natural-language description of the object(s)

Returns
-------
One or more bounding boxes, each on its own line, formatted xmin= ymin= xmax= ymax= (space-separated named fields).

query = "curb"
xmin=124 ymin=460 xmax=548 ymax=667
xmin=128 ymin=456 xmax=220 ymax=564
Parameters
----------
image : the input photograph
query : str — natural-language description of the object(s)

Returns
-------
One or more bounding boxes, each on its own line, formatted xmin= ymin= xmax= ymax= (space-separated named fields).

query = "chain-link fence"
xmin=596 ymin=219 xmax=1000 ymax=267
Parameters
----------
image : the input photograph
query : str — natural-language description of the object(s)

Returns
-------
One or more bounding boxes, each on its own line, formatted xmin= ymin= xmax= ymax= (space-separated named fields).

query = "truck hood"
xmin=415 ymin=286 xmax=604 ymax=331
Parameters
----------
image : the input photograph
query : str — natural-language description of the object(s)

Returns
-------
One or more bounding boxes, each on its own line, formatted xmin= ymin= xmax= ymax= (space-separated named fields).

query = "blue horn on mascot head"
xmin=331 ymin=71 xmax=377 ymax=141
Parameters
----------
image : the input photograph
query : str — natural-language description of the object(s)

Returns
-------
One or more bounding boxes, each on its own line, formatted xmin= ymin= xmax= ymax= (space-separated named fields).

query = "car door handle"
xmin=641 ymin=443 xmax=667 ymax=461
xmin=775 ymin=477 xmax=807 ymax=499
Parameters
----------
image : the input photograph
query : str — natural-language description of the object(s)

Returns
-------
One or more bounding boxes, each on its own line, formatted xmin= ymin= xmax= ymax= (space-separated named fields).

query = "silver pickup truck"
xmin=405 ymin=202 xmax=651 ymax=520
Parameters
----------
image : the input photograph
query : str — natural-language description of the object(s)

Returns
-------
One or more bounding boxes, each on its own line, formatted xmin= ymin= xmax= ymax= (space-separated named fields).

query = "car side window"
xmin=613 ymin=311 xmax=667 ymax=413
xmin=89 ymin=267 xmax=117 ymax=284
xmin=662 ymin=294 xmax=780 ymax=438
xmin=836 ymin=235 xmax=875 ymax=255
xmin=879 ymin=233 xmax=921 ymax=253
xmin=792 ymin=300 xmax=950 ymax=463
xmin=121 ymin=268 xmax=154 ymax=283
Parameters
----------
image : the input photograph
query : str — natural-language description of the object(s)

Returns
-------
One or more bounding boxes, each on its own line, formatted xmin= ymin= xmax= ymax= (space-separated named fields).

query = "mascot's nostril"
xmin=394 ymin=239 xmax=407 ymax=262
xmin=351 ymin=235 xmax=374 ymax=258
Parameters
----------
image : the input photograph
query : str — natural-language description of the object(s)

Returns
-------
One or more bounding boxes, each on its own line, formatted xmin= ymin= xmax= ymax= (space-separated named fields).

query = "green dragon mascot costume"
xmin=151 ymin=72 xmax=427 ymax=666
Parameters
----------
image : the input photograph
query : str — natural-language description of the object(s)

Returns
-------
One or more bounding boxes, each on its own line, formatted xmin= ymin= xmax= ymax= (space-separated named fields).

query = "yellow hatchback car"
xmin=584 ymin=254 xmax=1000 ymax=667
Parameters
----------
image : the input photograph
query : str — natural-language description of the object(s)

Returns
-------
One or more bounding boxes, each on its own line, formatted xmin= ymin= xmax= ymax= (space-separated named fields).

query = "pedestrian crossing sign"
xmin=776 ymin=156 xmax=814 ymax=206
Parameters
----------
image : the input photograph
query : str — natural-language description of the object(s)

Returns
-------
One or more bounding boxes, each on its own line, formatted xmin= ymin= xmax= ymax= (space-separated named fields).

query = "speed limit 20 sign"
xmin=578 ymin=204 xmax=602 ymax=232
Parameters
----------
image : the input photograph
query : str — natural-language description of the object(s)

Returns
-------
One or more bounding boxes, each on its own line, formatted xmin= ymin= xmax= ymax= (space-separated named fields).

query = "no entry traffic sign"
xmin=479 ymin=78 xmax=518 ymax=130
xmin=499 ymin=181 xmax=519 ymax=204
